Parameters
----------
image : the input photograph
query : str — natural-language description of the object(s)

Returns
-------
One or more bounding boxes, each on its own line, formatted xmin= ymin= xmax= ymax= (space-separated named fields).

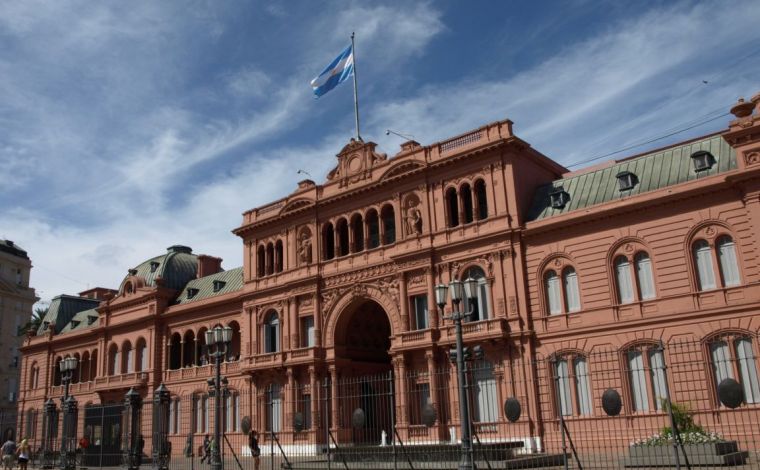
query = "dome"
xmin=119 ymin=245 xmax=198 ymax=293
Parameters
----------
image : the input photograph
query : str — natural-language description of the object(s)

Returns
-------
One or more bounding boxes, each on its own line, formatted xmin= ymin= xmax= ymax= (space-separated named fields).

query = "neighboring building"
xmin=16 ymin=92 xmax=760 ymax=460
xmin=0 ymin=240 xmax=37 ymax=440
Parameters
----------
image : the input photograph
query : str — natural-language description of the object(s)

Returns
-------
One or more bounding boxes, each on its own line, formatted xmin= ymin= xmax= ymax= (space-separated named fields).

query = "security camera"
xmin=385 ymin=130 xmax=390 ymax=135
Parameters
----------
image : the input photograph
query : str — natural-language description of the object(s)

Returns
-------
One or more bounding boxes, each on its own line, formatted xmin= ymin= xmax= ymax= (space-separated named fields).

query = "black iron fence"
xmin=18 ymin=336 xmax=760 ymax=469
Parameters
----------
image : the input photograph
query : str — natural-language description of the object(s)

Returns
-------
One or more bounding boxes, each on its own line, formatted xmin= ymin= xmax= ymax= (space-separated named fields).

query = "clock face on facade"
xmin=347 ymin=154 xmax=362 ymax=172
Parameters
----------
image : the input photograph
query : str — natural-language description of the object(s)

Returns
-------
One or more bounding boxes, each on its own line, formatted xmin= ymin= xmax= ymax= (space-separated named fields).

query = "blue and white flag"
xmin=310 ymin=44 xmax=354 ymax=98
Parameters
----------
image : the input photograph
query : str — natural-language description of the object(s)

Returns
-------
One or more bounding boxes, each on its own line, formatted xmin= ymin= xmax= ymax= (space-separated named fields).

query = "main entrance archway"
xmin=332 ymin=299 xmax=394 ymax=444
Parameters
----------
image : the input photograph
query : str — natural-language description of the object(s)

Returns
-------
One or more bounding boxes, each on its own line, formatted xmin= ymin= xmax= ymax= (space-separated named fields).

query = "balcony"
xmin=440 ymin=318 xmax=508 ymax=344
xmin=93 ymin=372 xmax=149 ymax=390
xmin=397 ymin=328 xmax=439 ymax=350
xmin=164 ymin=361 xmax=241 ymax=382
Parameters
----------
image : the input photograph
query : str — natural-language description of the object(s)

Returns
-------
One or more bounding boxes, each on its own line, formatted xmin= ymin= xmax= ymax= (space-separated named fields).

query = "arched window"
xmin=108 ymin=345 xmax=119 ymax=375
xmin=80 ymin=352 xmax=90 ymax=382
xmin=183 ymin=331 xmax=196 ymax=368
xmin=614 ymin=256 xmax=635 ymax=304
xmin=461 ymin=183 xmax=474 ymax=224
xmin=635 ymin=252 xmax=656 ymax=300
xmin=625 ymin=344 xmax=667 ymax=412
xmin=693 ymin=239 xmax=716 ymax=290
xmin=90 ymin=349 xmax=98 ymax=379
xmin=717 ymin=236 xmax=741 ymax=287
xmin=351 ymin=214 xmax=364 ymax=252
xmin=266 ymin=383 xmax=282 ymax=432
xmin=381 ymin=205 xmax=396 ymax=245
xmin=463 ymin=266 xmax=489 ymax=321
xmin=53 ymin=357 xmax=62 ymax=386
xmin=195 ymin=327 xmax=207 ymax=366
xmin=323 ymin=223 xmax=335 ymax=260
xmin=336 ymin=218 xmax=349 ymax=256
xmin=122 ymin=341 xmax=133 ymax=374
xmin=554 ymin=354 xmax=592 ymax=416
xmin=72 ymin=353 xmax=81 ymax=383
xmin=169 ymin=333 xmax=181 ymax=370
xmin=29 ymin=363 xmax=38 ymax=389
xmin=257 ymin=245 xmax=265 ymax=277
xmin=474 ymin=179 xmax=488 ymax=220
xmin=545 ymin=270 xmax=561 ymax=315
xmin=446 ymin=188 xmax=459 ymax=228
xmin=266 ymin=243 xmax=274 ymax=275
xmin=264 ymin=312 xmax=280 ymax=353
xmin=136 ymin=338 xmax=148 ymax=372
xmin=709 ymin=334 xmax=760 ymax=405
xmin=471 ymin=360 xmax=498 ymax=422
xmin=227 ymin=321 xmax=241 ymax=361
xmin=366 ymin=210 xmax=380 ymax=249
xmin=563 ymin=267 xmax=580 ymax=313
xmin=275 ymin=240 xmax=284 ymax=273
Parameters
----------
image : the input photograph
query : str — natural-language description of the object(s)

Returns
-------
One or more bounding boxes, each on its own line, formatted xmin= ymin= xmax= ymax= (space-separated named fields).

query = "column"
xmin=313 ymin=293 xmax=322 ymax=348
xmin=425 ymin=350 xmax=439 ymax=416
xmin=333 ymin=226 xmax=340 ymax=257
xmin=426 ymin=268 xmax=439 ymax=329
xmin=393 ymin=355 xmax=409 ymax=427
xmin=348 ymin=223 xmax=355 ymax=253
xmin=289 ymin=299 xmax=299 ymax=350
xmin=309 ymin=366 xmax=318 ymax=435
xmin=329 ymin=365 xmax=339 ymax=434
xmin=180 ymin=340 xmax=185 ymax=368
xmin=286 ymin=368 xmax=295 ymax=433
xmin=399 ymin=273 xmax=409 ymax=331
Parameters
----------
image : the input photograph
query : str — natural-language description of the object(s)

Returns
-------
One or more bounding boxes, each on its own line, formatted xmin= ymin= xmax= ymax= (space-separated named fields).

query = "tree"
xmin=18 ymin=306 xmax=47 ymax=336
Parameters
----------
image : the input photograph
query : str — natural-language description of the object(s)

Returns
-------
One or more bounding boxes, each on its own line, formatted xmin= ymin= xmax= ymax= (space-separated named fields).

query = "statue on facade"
xmin=404 ymin=197 xmax=423 ymax=236
xmin=298 ymin=230 xmax=312 ymax=265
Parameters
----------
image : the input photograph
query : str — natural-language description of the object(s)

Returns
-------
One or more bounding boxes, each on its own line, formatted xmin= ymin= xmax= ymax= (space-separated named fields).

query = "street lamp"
xmin=59 ymin=357 xmax=79 ymax=470
xmin=436 ymin=277 xmax=481 ymax=470
xmin=205 ymin=326 xmax=233 ymax=470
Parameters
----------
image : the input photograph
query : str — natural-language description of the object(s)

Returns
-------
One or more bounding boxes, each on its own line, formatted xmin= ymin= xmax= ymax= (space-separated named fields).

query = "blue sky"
xmin=1 ymin=0 xmax=759 ymax=308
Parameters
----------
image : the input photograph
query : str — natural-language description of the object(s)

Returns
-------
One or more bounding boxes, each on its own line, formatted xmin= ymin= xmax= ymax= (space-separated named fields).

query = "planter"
xmin=623 ymin=441 xmax=748 ymax=467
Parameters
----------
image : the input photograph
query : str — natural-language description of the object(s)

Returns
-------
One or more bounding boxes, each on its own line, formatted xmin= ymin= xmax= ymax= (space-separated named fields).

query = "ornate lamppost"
xmin=42 ymin=398 xmax=58 ymax=469
xmin=152 ymin=384 xmax=171 ymax=470
xmin=59 ymin=357 xmax=79 ymax=470
xmin=123 ymin=388 xmax=143 ymax=470
xmin=205 ymin=326 xmax=233 ymax=470
xmin=435 ymin=277 xmax=480 ymax=470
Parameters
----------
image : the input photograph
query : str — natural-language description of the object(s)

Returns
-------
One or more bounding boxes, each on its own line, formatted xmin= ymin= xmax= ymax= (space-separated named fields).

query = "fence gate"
xmin=83 ymin=403 xmax=124 ymax=467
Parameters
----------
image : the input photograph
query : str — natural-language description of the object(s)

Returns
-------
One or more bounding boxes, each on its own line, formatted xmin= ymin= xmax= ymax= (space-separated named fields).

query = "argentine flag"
xmin=310 ymin=44 xmax=354 ymax=98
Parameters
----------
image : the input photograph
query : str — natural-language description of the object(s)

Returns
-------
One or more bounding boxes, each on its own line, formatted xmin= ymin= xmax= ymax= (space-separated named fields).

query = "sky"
xmin=1 ymin=0 xmax=759 ymax=310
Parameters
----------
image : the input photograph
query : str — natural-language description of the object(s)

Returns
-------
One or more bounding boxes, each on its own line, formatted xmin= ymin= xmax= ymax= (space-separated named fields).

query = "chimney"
xmin=197 ymin=255 xmax=223 ymax=278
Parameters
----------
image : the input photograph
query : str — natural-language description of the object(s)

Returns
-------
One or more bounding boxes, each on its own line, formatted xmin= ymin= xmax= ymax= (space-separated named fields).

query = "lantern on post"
xmin=42 ymin=398 xmax=58 ymax=469
xmin=152 ymin=383 xmax=171 ymax=470
xmin=123 ymin=388 xmax=143 ymax=470
xmin=60 ymin=395 xmax=78 ymax=470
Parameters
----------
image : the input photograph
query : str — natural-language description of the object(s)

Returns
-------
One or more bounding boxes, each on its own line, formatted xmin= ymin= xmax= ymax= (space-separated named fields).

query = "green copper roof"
xmin=38 ymin=295 xmax=100 ymax=335
xmin=58 ymin=308 xmax=99 ymax=334
xmin=175 ymin=267 xmax=243 ymax=305
xmin=527 ymin=135 xmax=737 ymax=221
xmin=120 ymin=245 xmax=198 ymax=293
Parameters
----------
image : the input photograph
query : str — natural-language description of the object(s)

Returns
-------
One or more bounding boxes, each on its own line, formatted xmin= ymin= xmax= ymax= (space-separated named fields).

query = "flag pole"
xmin=351 ymin=32 xmax=361 ymax=141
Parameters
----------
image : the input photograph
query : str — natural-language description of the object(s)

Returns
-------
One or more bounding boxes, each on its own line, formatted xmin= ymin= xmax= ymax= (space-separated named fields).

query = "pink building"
xmin=17 ymin=92 xmax=760 ymax=466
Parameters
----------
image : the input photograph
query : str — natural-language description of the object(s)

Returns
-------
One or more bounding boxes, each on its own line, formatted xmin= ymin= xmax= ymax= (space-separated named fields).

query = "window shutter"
xmin=717 ymin=237 xmax=741 ymax=287
xmin=635 ymin=253 xmax=656 ymax=300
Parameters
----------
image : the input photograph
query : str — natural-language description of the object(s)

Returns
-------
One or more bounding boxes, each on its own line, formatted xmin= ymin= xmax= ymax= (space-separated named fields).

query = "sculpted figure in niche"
xmin=298 ymin=230 xmax=312 ymax=265
xmin=404 ymin=196 xmax=423 ymax=236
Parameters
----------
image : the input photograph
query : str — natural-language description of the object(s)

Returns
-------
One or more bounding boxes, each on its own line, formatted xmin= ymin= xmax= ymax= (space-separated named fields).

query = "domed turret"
xmin=119 ymin=245 xmax=198 ymax=293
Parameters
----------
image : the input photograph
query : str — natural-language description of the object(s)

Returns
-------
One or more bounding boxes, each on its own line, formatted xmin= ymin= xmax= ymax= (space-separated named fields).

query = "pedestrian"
xmin=1 ymin=437 xmax=16 ymax=470
xmin=16 ymin=438 xmax=30 ymax=470
xmin=248 ymin=430 xmax=260 ymax=470
xmin=200 ymin=434 xmax=210 ymax=464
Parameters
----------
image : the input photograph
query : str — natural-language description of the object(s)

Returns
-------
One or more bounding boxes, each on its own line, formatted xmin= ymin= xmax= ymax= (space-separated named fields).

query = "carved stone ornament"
xmin=297 ymin=227 xmax=313 ymax=265
xmin=625 ymin=243 xmax=634 ymax=253
xmin=403 ymin=193 xmax=424 ymax=236
xmin=745 ymin=151 xmax=760 ymax=166
xmin=705 ymin=226 xmax=716 ymax=238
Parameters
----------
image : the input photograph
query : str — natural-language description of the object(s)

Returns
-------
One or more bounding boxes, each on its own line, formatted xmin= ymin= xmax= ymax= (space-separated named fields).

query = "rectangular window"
xmin=564 ymin=271 xmax=581 ymax=312
xmin=735 ymin=339 xmax=760 ymax=404
xmin=411 ymin=295 xmax=428 ymax=330
xmin=718 ymin=240 xmax=741 ymax=287
xmin=616 ymin=259 xmax=635 ymax=304
xmin=649 ymin=349 xmax=667 ymax=411
xmin=300 ymin=394 xmax=312 ymax=430
xmin=574 ymin=358 xmax=592 ymax=415
xmin=556 ymin=359 xmax=572 ymax=416
xmin=635 ymin=255 xmax=656 ymax=300
xmin=711 ymin=341 xmax=733 ymax=387
xmin=695 ymin=242 xmax=716 ymax=290
xmin=410 ymin=383 xmax=431 ymax=425
xmin=301 ymin=316 xmax=315 ymax=348
xmin=628 ymin=351 xmax=650 ymax=411
xmin=546 ymin=274 xmax=562 ymax=315
xmin=473 ymin=366 xmax=498 ymax=422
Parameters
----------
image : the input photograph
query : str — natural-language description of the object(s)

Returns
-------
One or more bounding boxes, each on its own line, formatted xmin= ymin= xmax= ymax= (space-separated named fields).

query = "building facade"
xmin=17 ymin=92 xmax=760 ymax=461
xmin=0 ymin=240 xmax=37 ymax=441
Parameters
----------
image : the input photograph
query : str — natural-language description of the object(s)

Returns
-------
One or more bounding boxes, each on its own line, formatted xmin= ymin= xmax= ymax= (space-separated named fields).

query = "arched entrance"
xmin=332 ymin=299 xmax=394 ymax=444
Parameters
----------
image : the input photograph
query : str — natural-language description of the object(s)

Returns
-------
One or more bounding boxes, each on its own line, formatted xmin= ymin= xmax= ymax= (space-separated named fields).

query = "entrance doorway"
xmin=333 ymin=299 xmax=394 ymax=444
xmin=83 ymin=404 xmax=124 ymax=467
